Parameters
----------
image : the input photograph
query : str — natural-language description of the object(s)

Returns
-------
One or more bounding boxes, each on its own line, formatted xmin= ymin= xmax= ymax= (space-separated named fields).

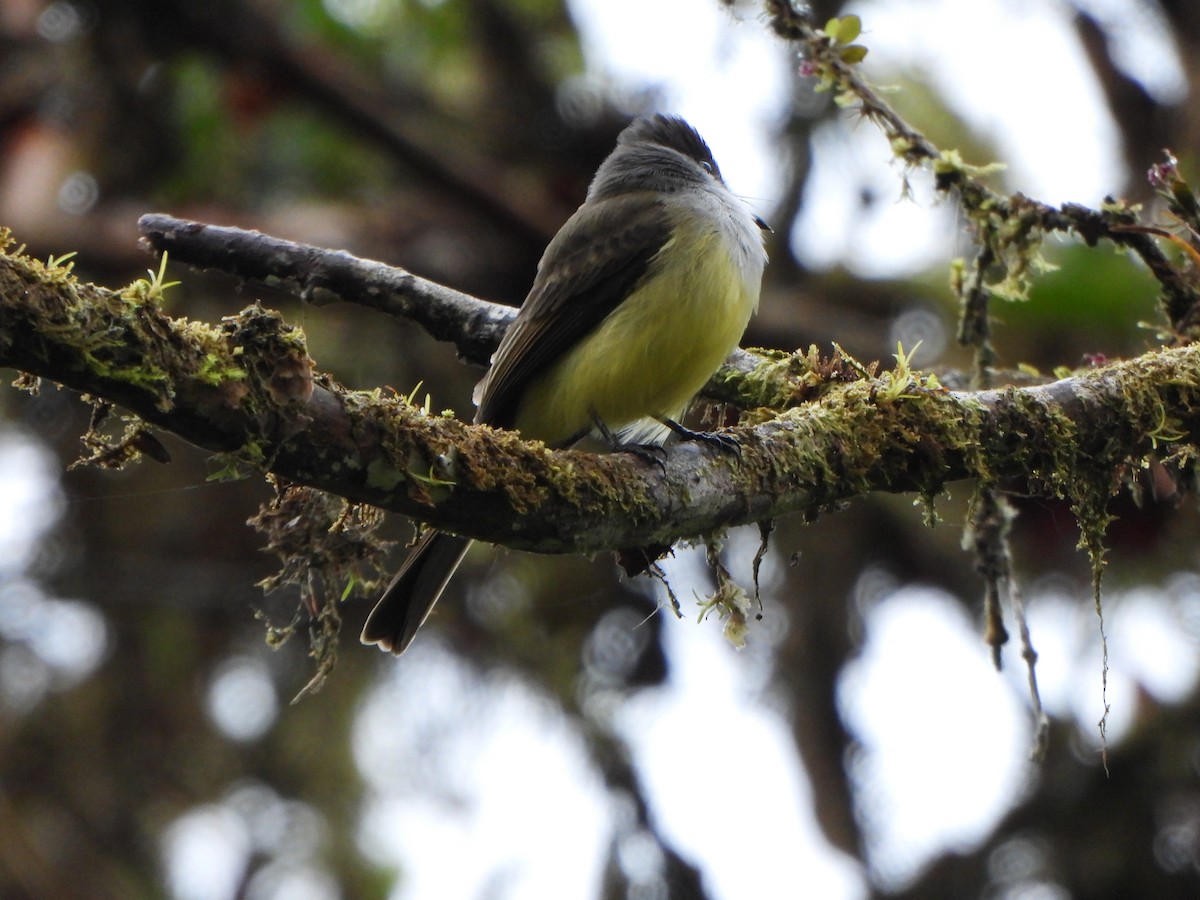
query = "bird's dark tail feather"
xmin=361 ymin=531 xmax=472 ymax=655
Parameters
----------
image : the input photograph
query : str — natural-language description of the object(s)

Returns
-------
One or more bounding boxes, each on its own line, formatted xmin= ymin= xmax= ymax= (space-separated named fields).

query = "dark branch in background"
xmin=140 ymin=0 xmax=561 ymax=246
xmin=1074 ymin=11 xmax=1168 ymax=188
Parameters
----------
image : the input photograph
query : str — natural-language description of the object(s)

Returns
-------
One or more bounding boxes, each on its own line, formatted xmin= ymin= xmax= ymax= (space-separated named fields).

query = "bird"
xmin=361 ymin=113 xmax=769 ymax=654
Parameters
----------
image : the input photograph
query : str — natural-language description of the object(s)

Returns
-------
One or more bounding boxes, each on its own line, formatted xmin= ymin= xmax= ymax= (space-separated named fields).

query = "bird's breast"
xmin=513 ymin=206 xmax=764 ymax=446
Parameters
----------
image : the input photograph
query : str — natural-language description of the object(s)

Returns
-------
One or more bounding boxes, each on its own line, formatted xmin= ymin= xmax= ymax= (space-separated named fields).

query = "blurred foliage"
xmin=1002 ymin=243 xmax=1162 ymax=359
xmin=164 ymin=56 xmax=398 ymax=204
xmin=2 ymin=1 xmax=1200 ymax=899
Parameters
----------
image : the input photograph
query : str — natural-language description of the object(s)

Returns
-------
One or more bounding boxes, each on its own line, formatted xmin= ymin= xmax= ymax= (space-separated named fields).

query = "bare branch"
xmin=137 ymin=213 xmax=513 ymax=367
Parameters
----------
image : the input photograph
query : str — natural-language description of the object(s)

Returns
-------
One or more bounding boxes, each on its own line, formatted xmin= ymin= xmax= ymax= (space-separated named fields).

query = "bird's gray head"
xmin=586 ymin=114 xmax=725 ymax=201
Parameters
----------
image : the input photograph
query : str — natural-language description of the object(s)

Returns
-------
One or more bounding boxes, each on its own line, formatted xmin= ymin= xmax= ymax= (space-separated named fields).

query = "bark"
xmin=2 ymin=232 xmax=1196 ymax=558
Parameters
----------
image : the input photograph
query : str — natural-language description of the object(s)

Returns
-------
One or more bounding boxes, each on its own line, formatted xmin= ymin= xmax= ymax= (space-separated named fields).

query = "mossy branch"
xmin=3 ymin=237 xmax=1197 ymax=559
xmin=766 ymin=0 xmax=1200 ymax=350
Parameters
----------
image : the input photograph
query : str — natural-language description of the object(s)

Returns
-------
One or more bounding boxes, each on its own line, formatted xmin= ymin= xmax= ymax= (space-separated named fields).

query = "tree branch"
xmin=768 ymin=1 xmax=1200 ymax=347
xmin=135 ymin=213 xmax=768 ymax=391
xmin=137 ymin=213 xmax=513 ymax=367
xmin=3 ymin=237 xmax=1196 ymax=558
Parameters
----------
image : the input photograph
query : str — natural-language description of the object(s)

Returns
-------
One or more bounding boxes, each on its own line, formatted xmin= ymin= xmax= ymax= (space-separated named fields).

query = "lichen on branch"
xmin=4 ymin=235 xmax=1198 ymax=561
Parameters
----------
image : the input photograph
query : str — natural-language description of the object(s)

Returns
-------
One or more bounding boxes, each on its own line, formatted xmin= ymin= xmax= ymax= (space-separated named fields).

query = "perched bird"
xmin=362 ymin=114 xmax=769 ymax=654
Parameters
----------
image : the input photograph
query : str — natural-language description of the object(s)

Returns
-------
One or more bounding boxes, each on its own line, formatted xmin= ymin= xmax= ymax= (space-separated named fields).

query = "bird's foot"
xmin=655 ymin=415 xmax=742 ymax=460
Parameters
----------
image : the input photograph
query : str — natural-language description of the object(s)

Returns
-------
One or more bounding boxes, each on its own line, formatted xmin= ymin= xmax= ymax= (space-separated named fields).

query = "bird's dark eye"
xmin=700 ymin=161 xmax=714 ymax=174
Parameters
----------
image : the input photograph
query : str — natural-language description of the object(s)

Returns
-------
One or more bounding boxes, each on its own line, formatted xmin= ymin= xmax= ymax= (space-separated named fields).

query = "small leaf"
xmin=840 ymin=45 xmax=869 ymax=64
xmin=824 ymin=17 xmax=842 ymax=41
xmin=837 ymin=14 xmax=862 ymax=44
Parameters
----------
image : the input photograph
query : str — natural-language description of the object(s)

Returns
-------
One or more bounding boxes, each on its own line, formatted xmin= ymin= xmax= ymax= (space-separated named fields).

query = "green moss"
xmin=196 ymin=352 xmax=248 ymax=386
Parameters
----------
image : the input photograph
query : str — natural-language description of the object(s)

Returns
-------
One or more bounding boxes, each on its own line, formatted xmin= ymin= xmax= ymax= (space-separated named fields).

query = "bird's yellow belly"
xmin=513 ymin=227 xmax=759 ymax=445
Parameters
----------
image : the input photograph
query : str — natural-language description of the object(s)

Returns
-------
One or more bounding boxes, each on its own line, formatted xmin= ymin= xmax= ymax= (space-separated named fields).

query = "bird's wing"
xmin=474 ymin=192 xmax=672 ymax=434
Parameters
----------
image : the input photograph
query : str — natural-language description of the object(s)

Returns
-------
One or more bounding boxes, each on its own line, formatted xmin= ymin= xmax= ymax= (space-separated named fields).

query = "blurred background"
xmin=2 ymin=0 xmax=1200 ymax=897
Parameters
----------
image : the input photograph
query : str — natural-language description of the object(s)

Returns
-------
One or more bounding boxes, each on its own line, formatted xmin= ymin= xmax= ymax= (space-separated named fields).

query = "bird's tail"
xmin=360 ymin=531 xmax=472 ymax=654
